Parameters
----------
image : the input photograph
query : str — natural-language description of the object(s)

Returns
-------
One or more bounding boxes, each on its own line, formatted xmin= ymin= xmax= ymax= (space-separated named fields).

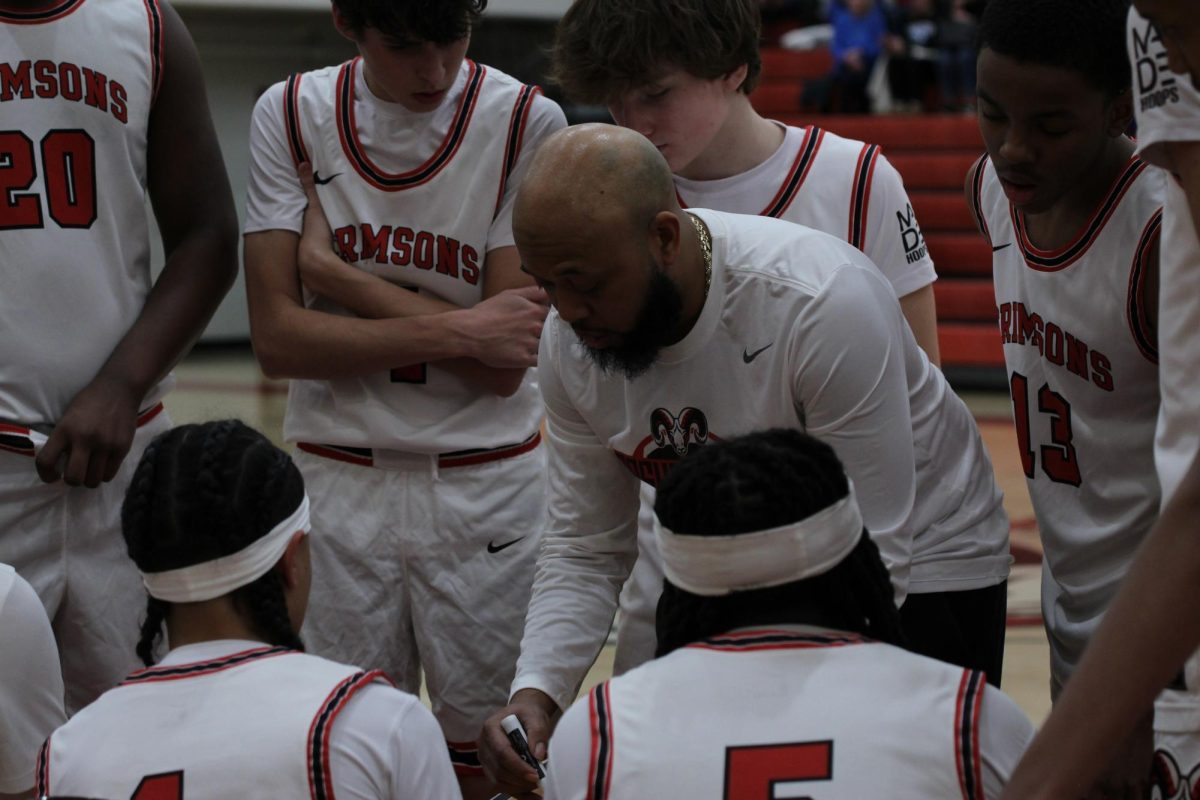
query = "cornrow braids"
xmin=121 ymin=420 xmax=307 ymax=665
xmin=652 ymin=428 xmax=905 ymax=656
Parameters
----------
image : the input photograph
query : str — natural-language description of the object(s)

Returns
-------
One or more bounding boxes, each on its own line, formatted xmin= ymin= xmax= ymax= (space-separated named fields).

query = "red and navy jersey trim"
xmin=0 ymin=0 xmax=85 ymax=24
xmin=848 ymin=143 xmax=881 ymax=250
xmin=586 ymin=683 xmax=615 ymax=800
xmin=954 ymin=669 xmax=986 ymax=800
xmin=0 ymin=423 xmax=38 ymax=456
xmin=495 ymin=83 xmax=541 ymax=218
xmin=35 ymin=736 xmax=50 ymax=796
xmin=968 ymin=153 xmax=991 ymax=243
xmin=142 ymin=0 xmax=163 ymax=103
xmin=308 ymin=670 xmax=387 ymax=800
xmin=1127 ymin=208 xmax=1162 ymax=364
xmin=336 ymin=58 xmax=484 ymax=192
xmin=448 ymin=739 xmax=484 ymax=777
xmin=120 ymin=645 xmax=293 ymax=685
xmin=284 ymin=72 xmax=309 ymax=168
xmin=687 ymin=628 xmax=869 ymax=653
xmin=763 ymin=126 xmax=824 ymax=218
xmin=1013 ymin=157 xmax=1148 ymax=272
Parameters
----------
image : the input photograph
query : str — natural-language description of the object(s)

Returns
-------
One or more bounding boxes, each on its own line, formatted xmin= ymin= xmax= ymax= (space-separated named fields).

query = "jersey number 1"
xmin=130 ymin=771 xmax=183 ymax=799
xmin=0 ymin=129 xmax=97 ymax=230
xmin=1010 ymin=372 xmax=1082 ymax=486
xmin=725 ymin=740 xmax=833 ymax=799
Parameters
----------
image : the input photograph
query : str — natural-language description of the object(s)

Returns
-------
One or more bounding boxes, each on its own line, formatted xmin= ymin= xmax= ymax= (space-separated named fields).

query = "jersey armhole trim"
xmin=35 ymin=735 xmax=51 ymax=797
xmin=1127 ymin=208 xmax=1162 ymax=364
xmin=141 ymin=0 xmax=164 ymax=105
xmin=848 ymin=143 xmax=881 ymax=250
xmin=307 ymin=669 xmax=389 ymax=800
xmin=284 ymin=72 xmax=309 ymax=168
xmin=764 ymin=125 xmax=825 ymax=218
xmin=968 ymin=153 xmax=991 ymax=244
xmin=586 ymin=682 xmax=615 ymax=800
xmin=954 ymin=669 xmax=986 ymax=800
xmin=493 ymin=83 xmax=541 ymax=220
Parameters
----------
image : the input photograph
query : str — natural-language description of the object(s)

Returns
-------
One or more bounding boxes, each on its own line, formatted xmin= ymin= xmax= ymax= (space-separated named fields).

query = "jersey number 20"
xmin=0 ymin=129 xmax=97 ymax=230
xmin=725 ymin=740 xmax=833 ymax=799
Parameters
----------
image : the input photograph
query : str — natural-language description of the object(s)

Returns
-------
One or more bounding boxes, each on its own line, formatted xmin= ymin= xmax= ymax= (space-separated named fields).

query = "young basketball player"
xmin=965 ymin=0 xmax=1164 ymax=794
xmin=36 ymin=421 xmax=461 ymax=800
xmin=550 ymin=0 xmax=1011 ymax=680
xmin=478 ymin=124 xmax=1008 ymax=792
xmin=998 ymin=7 xmax=1200 ymax=799
xmin=241 ymin=2 xmax=564 ymax=796
xmin=0 ymin=564 xmax=64 ymax=798
xmin=544 ymin=429 xmax=1033 ymax=799
xmin=0 ymin=0 xmax=238 ymax=711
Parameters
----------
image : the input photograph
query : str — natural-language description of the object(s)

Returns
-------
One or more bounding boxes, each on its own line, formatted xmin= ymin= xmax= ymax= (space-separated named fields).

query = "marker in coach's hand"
xmin=501 ymin=714 xmax=547 ymax=782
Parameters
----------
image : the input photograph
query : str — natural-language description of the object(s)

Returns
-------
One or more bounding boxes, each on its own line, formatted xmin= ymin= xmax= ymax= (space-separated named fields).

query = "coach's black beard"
xmin=582 ymin=269 xmax=684 ymax=380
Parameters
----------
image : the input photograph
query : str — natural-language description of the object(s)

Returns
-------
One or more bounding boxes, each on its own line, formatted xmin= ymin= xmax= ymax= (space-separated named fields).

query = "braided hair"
xmin=653 ymin=428 xmax=905 ymax=657
xmin=122 ymin=420 xmax=306 ymax=666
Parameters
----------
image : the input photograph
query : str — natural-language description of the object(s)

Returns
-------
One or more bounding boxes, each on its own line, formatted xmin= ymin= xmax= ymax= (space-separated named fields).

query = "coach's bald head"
xmin=515 ymin=123 xmax=679 ymax=237
xmin=513 ymin=124 xmax=710 ymax=379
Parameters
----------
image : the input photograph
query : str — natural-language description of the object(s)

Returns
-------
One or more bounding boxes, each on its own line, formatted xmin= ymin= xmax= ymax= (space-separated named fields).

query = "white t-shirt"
xmin=0 ymin=563 xmax=65 ymax=795
xmin=512 ymin=209 xmax=1008 ymax=711
xmin=41 ymin=640 xmax=461 ymax=799
xmin=244 ymin=58 xmax=566 ymax=453
xmin=675 ymin=122 xmax=937 ymax=299
xmin=973 ymin=151 xmax=1163 ymax=689
xmin=545 ymin=625 xmax=1033 ymax=800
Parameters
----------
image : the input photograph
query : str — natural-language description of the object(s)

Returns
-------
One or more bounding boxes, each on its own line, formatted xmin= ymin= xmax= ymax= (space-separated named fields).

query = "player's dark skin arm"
xmin=35 ymin=1 xmax=238 ymax=488
xmin=293 ymin=163 xmax=529 ymax=397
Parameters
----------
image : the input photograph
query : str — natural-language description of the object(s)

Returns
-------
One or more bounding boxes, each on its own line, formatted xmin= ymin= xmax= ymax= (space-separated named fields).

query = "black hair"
xmin=978 ymin=0 xmax=1132 ymax=96
xmin=332 ymin=0 xmax=486 ymax=44
xmin=653 ymin=428 xmax=905 ymax=656
xmin=122 ymin=420 xmax=306 ymax=666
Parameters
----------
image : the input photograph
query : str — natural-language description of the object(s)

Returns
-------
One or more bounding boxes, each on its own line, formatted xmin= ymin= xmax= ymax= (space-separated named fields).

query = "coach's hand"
xmin=36 ymin=377 xmax=139 ymax=488
xmin=465 ymin=287 xmax=550 ymax=369
xmin=480 ymin=688 xmax=559 ymax=795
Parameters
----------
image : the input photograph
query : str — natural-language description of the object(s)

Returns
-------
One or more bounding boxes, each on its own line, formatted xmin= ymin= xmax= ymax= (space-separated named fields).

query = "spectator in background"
xmin=885 ymin=0 xmax=941 ymax=110
xmin=828 ymin=0 xmax=888 ymax=112
xmin=937 ymin=0 xmax=981 ymax=110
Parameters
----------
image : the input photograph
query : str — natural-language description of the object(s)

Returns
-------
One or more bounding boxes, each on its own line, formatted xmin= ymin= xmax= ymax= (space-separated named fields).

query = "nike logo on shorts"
xmin=743 ymin=343 xmax=773 ymax=363
xmin=487 ymin=537 xmax=524 ymax=554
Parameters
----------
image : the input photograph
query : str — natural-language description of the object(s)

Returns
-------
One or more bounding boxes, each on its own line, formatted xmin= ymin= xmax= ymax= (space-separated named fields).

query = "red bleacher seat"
xmin=759 ymin=48 xmax=834 ymax=82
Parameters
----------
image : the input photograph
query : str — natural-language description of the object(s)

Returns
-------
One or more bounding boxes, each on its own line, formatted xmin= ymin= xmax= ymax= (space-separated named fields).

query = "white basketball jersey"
xmin=39 ymin=645 xmax=382 ymax=799
xmin=0 ymin=0 xmax=168 ymax=425
xmin=674 ymin=124 xmax=937 ymax=300
xmin=551 ymin=629 xmax=994 ymax=799
xmin=972 ymin=153 xmax=1163 ymax=684
xmin=278 ymin=58 xmax=543 ymax=452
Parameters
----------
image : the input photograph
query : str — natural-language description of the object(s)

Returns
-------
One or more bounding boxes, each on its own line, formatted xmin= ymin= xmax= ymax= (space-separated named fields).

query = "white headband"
xmin=654 ymin=485 xmax=863 ymax=597
xmin=141 ymin=494 xmax=311 ymax=603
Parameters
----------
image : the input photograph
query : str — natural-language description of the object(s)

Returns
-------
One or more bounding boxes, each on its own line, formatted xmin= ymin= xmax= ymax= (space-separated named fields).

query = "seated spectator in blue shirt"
xmin=829 ymin=0 xmax=887 ymax=112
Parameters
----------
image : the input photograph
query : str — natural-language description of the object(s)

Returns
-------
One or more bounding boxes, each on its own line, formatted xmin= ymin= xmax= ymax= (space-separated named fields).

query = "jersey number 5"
xmin=0 ymin=129 xmax=97 ymax=230
xmin=130 ymin=770 xmax=183 ymax=800
xmin=725 ymin=740 xmax=833 ymax=799
xmin=1010 ymin=372 xmax=1082 ymax=486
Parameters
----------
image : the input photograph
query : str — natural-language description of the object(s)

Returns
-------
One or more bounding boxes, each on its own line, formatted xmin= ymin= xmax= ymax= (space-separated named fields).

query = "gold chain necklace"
xmin=686 ymin=212 xmax=712 ymax=298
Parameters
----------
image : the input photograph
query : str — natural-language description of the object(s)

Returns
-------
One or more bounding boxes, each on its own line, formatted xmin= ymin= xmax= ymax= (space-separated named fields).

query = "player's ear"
xmin=721 ymin=63 xmax=750 ymax=94
xmin=330 ymin=2 xmax=359 ymax=44
xmin=277 ymin=531 xmax=309 ymax=590
xmin=1106 ymin=88 xmax=1134 ymax=138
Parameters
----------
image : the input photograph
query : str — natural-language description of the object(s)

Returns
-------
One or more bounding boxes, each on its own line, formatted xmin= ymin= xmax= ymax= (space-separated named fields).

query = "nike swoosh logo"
xmin=313 ymin=171 xmax=341 ymax=185
xmin=992 ymin=243 xmax=1013 ymax=252
xmin=487 ymin=537 xmax=525 ymax=554
xmin=743 ymin=343 xmax=773 ymax=363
